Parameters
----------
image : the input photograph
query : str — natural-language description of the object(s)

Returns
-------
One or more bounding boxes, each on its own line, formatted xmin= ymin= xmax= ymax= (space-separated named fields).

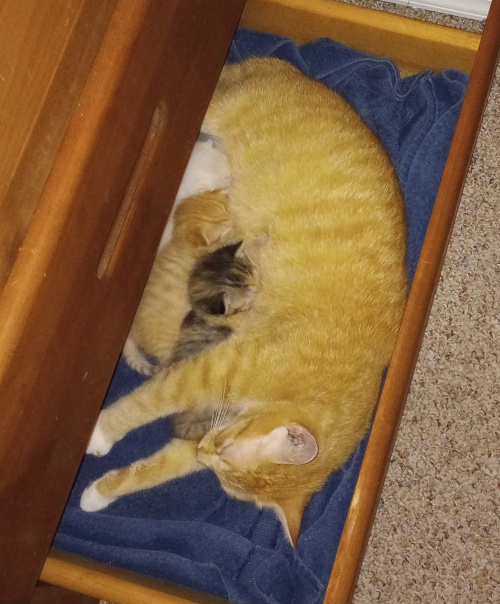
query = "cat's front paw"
xmin=86 ymin=421 xmax=113 ymax=456
xmin=176 ymin=135 xmax=231 ymax=201
xmin=80 ymin=480 xmax=117 ymax=512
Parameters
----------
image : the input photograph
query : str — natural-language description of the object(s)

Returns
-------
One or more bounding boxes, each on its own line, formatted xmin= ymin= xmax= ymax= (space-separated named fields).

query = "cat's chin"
xmin=86 ymin=422 xmax=113 ymax=456
xmin=80 ymin=481 xmax=116 ymax=512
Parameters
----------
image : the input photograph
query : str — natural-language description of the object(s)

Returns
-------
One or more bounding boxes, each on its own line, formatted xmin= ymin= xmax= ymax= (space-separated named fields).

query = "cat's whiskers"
xmin=217 ymin=398 xmax=231 ymax=429
xmin=211 ymin=385 xmax=222 ymax=431
xmin=211 ymin=379 xmax=233 ymax=430
xmin=212 ymin=392 xmax=223 ymax=431
xmin=213 ymin=402 xmax=222 ymax=430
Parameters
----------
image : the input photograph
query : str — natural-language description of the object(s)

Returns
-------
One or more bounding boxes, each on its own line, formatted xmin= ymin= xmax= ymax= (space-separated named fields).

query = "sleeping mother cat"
xmin=81 ymin=57 xmax=407 ymax=546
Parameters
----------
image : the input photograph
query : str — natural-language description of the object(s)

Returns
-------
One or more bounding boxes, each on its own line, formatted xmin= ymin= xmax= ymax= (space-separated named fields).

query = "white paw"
xmin=80 ymin=480 xmax=116 ymax=512
xmin=86 ymin=421 xmax=113 ymax=456
xmin=175 ymin=135 xmax=231 ymax=201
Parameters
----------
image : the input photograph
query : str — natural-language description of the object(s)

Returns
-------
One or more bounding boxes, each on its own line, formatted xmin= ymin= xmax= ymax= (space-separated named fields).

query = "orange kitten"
xmin=123 ymin=189 xmax=238 ymax=375
xmin=83 ymin=58 xmax=407 ymax=545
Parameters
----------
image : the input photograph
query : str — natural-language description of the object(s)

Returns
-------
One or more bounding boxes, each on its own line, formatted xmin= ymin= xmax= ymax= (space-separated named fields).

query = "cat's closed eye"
xmin=217 ymin=442 xmax=233 ymax=457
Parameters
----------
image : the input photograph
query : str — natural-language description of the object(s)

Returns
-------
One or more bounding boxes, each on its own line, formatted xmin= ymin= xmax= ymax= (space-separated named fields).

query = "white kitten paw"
xmin=86 ymin=422 xmax=113 ymax=457
xmin=80 ymin=481 xmax=117 ymax=512
xmin=175 ymin=135 xmax=231 ymax=201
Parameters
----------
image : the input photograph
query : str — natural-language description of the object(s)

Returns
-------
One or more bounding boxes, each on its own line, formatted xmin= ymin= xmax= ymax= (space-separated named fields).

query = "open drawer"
xmin=2 ymin=0 xmax=498 ymax=602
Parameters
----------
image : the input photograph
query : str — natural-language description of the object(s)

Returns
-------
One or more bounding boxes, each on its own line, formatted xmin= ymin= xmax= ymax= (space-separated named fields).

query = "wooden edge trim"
xmin=325 ymin=0 xmax=500 ymax=602
xmin=42 ymin=550 xmax=227 ymax=604
xmin=31 ymin=581 xmax=98 ymax=604
xmin=240 ymin=0 xmax=480 ymax=73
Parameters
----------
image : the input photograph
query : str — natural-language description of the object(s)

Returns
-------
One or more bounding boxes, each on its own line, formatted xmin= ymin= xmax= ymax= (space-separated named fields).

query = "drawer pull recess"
xmin=98 ymin=101 xmax=168 ymax=279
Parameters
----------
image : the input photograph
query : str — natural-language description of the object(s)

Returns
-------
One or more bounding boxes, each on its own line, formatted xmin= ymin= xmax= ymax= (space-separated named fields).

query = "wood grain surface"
xmin=0 ymin=0 xmax=117 ymax=289
xmin=0 ymin=0 xmax=245 ymax=601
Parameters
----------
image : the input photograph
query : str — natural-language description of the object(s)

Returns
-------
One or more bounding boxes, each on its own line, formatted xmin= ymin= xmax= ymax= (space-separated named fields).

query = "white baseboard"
xmin=378 ymin=0 xmax=491 ymax=20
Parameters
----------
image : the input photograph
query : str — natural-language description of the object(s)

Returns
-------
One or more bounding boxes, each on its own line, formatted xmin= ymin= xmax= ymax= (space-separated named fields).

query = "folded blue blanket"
xmin=55 ymin=30 xmax=468 ymax=604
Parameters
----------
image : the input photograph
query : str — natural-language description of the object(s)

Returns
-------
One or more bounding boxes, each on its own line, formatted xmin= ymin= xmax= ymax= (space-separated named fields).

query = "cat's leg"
xmin=87 ymin=370 xmax=190 ymax=456
xmin=157 ymin=135 xmax=231 ymax=252
xmin=122 ymin=337 xmax=159 ymax=376
xmin=80 ymin=439 xmax=203 ymax=511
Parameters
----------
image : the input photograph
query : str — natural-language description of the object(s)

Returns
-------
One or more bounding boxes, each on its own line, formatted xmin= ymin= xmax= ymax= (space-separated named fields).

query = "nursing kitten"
xmin=124 ymin=134 xmax=258 ymax=375
xmin=123 ymin=191 xmax=255 ymax=375
xmin=124 ymin=133 xmax=236 ymax=375
xmin=82 ymin=58 xmax=407 ymax=545
xmin=169 ymin=241 xmax=258 ymax=365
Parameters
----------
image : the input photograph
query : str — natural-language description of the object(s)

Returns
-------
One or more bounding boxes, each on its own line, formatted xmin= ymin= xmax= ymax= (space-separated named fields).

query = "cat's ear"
xmin=188 ymin=222 xmax=233 ymax=248
xmin=226 ymin=241 xmax=243 ymax=257
xmin=273 ymin=494 xmax=310 ymax=546
xmin=267 ymin=424 xmax=318 ymax=465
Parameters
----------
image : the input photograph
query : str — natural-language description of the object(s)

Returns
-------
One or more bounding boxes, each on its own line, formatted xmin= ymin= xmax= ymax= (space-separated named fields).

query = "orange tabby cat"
xmin=82 ymin=58 xmax=407 ymax=545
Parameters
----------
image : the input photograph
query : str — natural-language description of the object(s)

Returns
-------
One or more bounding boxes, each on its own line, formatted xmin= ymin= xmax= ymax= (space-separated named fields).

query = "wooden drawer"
xmin=0 ymin=0 xmax=498 ymax=602
xmin=0 ymin=1 xmax=245 ymax=602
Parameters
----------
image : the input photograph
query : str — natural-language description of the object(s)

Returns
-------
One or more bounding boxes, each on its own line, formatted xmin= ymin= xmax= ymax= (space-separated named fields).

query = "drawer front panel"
xmin=0 ymin=1 xmax=245 ymax=601
xmin=0 ymin=0 xmax=117 ymax=291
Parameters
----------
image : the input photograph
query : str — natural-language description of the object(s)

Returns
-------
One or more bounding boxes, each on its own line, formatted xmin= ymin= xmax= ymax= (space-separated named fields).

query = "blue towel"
xmin=55 ymin=30 xmax=468 ymax=604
